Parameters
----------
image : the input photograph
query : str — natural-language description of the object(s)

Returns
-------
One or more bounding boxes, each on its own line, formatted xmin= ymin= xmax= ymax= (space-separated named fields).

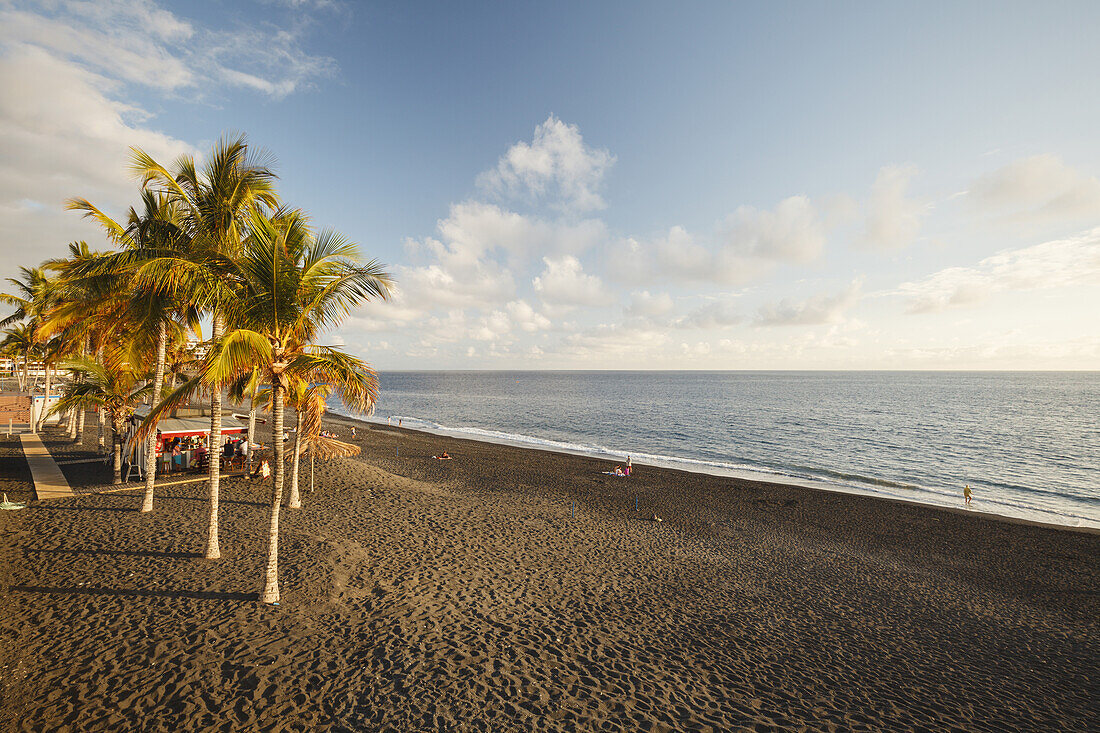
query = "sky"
xmin=1 ymin=0 xmax=1098 ymax=370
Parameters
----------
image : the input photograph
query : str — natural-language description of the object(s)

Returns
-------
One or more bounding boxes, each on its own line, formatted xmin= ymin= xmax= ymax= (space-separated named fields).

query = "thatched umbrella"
xmin=303 ymin=434 xmax=360 ymax=493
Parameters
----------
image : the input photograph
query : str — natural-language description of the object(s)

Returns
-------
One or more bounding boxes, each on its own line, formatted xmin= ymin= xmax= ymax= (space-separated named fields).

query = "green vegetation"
xmin=1 ymin=134 xmax=393 ymax=604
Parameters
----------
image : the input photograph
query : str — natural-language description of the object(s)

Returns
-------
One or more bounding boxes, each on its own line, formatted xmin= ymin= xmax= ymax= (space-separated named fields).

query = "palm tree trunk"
xmin=66 ymin=404 xmax=77 ymax=440
xmin=141 ymin=321 xmax=167 ymax=513
xmin=261 ymin=381 xmax=284 ymax=604
xmin=75 ymin=336 xmax=88 ymax=444
xmin=247 ymin=396 xmax=257 ymax=474
xmin=167 ymin=372 xmax=178 ymax=418
xmin=205 ymin=314 xmax=224 ymax=560
xmin=67 ymin=359 xmax=80 ymax=436
xmin=288 ymin=408 xmax=303 ymax=509
xmin=111 ymin=411 xmax=122 ymax=484
xmin=38 ymin=365 xmax=51 ymax=432
xmin=97 ymin=407 xmax=106 ymax=452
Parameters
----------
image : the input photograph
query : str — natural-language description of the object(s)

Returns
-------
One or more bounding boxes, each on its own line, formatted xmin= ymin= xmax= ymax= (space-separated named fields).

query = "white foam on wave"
xmin=333 ymin=408 xmax=1099 ymax=530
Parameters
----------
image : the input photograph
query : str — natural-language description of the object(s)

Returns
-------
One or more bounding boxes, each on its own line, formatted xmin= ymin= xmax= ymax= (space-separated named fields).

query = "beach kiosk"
xmin=123 ymin=406 xmax=249 ymax=479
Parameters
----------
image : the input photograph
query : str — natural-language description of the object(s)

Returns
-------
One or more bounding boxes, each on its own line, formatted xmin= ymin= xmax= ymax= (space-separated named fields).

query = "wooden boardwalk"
xmin=19 ymin=433 xmax=75 ymax=500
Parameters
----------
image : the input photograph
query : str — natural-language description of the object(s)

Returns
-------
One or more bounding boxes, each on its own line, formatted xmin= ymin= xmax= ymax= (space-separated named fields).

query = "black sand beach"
xmin=1 ymin=415 xmax=1097 ymax=731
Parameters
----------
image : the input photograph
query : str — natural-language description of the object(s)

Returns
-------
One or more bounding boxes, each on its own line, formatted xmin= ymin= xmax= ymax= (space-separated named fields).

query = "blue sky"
xmin=2 ymin=0 xmax=1098 ymax=369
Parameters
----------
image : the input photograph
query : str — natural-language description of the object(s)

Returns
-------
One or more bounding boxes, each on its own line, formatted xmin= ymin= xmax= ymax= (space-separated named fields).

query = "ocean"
xmin=333 ymin=371 xmax=1100 ymax=529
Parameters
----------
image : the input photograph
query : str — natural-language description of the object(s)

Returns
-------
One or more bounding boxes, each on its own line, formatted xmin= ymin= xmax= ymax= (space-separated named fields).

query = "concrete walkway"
xmin=19 ymin=433 xmax=75 ymax=500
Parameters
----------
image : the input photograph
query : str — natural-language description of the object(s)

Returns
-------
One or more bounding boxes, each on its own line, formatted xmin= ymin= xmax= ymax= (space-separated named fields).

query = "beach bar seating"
xmin=123 ymin=405 xmax=249 ymax=479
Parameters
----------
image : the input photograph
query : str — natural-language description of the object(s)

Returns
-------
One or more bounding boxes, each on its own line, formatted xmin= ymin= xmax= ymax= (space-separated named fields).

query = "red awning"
xmin=158 ymin=426 xmax=246 ymax=438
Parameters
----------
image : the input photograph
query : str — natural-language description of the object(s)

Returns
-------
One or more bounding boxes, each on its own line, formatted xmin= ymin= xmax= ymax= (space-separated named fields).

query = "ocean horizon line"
xmin=369 ymin=368 xmax=1100 ymax=374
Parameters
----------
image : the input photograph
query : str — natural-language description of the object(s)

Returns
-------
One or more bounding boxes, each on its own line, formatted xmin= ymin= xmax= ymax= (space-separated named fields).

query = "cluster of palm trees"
xmin=0 ymin=135 xmax=393 ymax=604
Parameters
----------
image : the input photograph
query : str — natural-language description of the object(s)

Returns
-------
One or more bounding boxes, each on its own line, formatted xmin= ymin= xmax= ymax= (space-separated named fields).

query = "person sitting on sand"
xmin=613 ymin=465 xmax=625 ymax=476
xmin=433 ymin=451 xmax=452 ymax=460
xmin=964 ymin=484 xmax=973 ymax=506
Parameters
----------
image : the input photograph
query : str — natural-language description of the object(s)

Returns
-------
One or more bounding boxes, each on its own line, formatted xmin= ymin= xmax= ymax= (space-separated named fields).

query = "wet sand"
xmin=1 ymin=415 xmax=1097 ymax=731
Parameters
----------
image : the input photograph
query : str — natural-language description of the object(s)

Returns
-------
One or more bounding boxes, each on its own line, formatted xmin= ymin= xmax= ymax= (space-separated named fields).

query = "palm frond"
xmin=203 ymin=329 xmax=273 ymax=385
xmin=132 ymin=374 xmax=205 ymax=444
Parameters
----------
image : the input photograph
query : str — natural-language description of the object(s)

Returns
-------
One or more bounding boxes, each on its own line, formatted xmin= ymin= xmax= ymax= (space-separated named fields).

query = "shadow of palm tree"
xmin=163 ymin=495 xmax=266 ymax=508
xmin=23 ymin=547 xmax=202 ymax=559
xmin=31 ymin=504 xmax=135 ymax=512
xmin=12 ymin=585 xmax=256 ymax=602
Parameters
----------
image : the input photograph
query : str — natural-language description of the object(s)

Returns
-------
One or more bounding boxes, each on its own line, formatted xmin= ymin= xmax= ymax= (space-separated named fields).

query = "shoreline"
xmin=332 ymin=412 xmax=1100 ymax=536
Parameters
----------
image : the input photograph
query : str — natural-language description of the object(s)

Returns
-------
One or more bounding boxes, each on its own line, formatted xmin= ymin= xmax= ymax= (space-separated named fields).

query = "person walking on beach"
xmin=963 ymin=484 xmax=973 ymax=507
xmin=626 ymin=455 xmax=632 ymax=476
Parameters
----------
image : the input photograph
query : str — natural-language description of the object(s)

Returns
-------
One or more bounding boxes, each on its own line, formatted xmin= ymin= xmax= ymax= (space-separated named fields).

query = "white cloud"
xmin=203 ymin=26 xmax=336 ymax=99
xmin=471 ymin=310 xmax=512 ymax=341
xmin=423 ymin=310 xmax=472 ymax=343
xmin=0 ymin=1 xmax=336 ymax=100
xmin=477 ymin=115 xmax=615 ymax=213
xmin=968 ymin=154 xmax=1100 ymax=222
xmin=532 ymin=256 xmax=612 ymax=307
xmin=720 ymin=195 xmax=829 ymax=264
xmin=608 ymin=196 xmax=834 ymax=287
xmin=343 ymin=290 xmax=425 ymax=332
xmin=2 ymin=3 xmax=195 ymax=90
xmin=429 ymin=201 xmax=607 ymax=266
xmin=398 ymin=260 xmax=516 ymax=310
xmin=897 ymin=227 xmax=1100 ymax=313
xmin=860 ymin=165 xmax=925 ymax=251
xmin=505 ymin=300 xmax=552 ymax=332
xmin=0 ymin=43 xmax=195 ymax=282
xmin=626 ymin=290 xmax=675 ymax=318
xmin=559 ymin=323 xmax=670 ymax=357
xmin=754 ymin=280 xmax=863 ymax=326
xmin=394 ymin=203 xmax=607 ymax=316
xmin=674 ymin=299 xmax=742 ymax=329
xmin=680 ymin=341 xmax=712 ymax=357
xmin=0 ymin=1 xmax=339 ymax=287
xmin=259 ymin=0 xmax=345 ymax=10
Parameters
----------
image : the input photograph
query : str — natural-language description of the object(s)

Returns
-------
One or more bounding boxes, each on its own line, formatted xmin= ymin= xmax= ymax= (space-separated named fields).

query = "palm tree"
xmin=0 ymin=324 xmax=35 ymax=392
xmin=195 ymin=208 xmax=391 ymax=603
xmin=130 ymin=134 xmax=278 ymax=557
xmin=286 ymin=380 xmax=356 ymax=508
xmin=34 ymin=336 xmax=67 ymax=432
xmin=50 ymin=349 xmax=150 ymax=483
xmin=227 ymin=367 xmax=264 ymax=474
xmin=40 ymin=243 xmax=107 ymax=442
xmin=285 ymin=376 xmax=311 ymax=510
xmin=1 ymin=265 xmax=62 ymax=429
xmin=64 ymin=191 xmax=195 ymax=513
xmin=0 ymin=265 xmax=50 ymax=328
